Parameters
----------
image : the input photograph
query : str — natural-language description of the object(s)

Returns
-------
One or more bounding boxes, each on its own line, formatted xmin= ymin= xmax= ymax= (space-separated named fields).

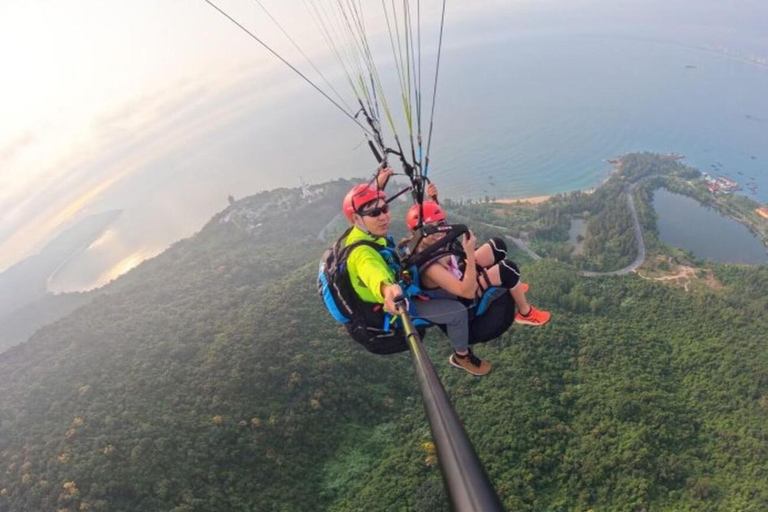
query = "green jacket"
xmin=344 ymin=227 xmax=396 ymax=303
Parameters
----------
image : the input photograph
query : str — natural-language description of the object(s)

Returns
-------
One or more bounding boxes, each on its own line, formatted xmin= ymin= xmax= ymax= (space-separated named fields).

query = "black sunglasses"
xmin=360 ymin=204 xmax=390 ymax=218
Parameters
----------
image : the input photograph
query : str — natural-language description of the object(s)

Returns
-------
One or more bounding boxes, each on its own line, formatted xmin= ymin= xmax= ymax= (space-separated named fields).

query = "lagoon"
xmin=652 ymin=188 xmax=767 ymax=264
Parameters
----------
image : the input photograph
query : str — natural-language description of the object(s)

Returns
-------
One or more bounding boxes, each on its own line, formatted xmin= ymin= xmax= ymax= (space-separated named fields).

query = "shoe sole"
xmin=514 ymin=317 xmax=549 ymax=326
xmin=448 ymin=355 xmax=491 ymax=377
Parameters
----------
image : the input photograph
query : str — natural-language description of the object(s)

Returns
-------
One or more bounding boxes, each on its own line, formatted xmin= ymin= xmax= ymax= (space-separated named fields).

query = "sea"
xmin=433 ymin=34 xmax=768 ymax=202
xmin=48 ymin=27 xmax=768 ymax=292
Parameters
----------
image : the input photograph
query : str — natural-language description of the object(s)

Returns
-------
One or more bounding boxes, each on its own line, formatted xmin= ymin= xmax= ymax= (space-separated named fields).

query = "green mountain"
xmin=1 ymin=169 xmax=767 ymax=512
xmin=0 ymin=211 xmax=124 ymax=354
xmin=0 ymin=292 xmax=94 ymax=354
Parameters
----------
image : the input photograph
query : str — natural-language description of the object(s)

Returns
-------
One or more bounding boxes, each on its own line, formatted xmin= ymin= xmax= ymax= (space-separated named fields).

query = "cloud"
xmin=0 ymin=62 xmax=289 ymax=271
xmin=0 ymin=131 xmax=36 ymax=164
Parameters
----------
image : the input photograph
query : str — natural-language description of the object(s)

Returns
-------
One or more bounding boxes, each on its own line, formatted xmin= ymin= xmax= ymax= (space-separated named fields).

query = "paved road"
xmin=317 ymin=213 xmax=344 ymax=242
xmin=508 ymin=236 xmax=542 ymax=261
xmin=505 ymin=184 xmax=646 ymax=277
xmin=579 ymin=184 xmax=646 ymax=276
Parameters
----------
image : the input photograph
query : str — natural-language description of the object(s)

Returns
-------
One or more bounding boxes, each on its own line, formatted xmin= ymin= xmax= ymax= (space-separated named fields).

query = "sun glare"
xmin=91 ymin=247 xmax=161 ymax=290
xmin=87 ymin=228 xmax=116 ymax=251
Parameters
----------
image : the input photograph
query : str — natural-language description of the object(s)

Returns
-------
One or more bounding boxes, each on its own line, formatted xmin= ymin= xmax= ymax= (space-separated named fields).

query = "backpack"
xmin=317 ymin=227 xmax=423 ymax=355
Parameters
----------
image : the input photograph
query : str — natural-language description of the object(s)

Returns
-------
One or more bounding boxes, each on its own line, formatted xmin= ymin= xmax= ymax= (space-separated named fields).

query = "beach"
xmin=493 ymin=187 xmax=597 ymax=205
xmin=493 ymin=195 xmax=553 ymax=205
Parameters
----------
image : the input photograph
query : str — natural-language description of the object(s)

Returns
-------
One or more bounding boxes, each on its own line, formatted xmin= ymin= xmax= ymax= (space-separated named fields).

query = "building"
xmin=757 ymin=206 xmax=768 ymax=220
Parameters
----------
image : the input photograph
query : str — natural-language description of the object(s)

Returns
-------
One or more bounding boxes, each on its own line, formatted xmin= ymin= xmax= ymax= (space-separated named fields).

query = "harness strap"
xmin=404 ymin=223 xmax=468 ymax=269
xmin=476 ymin=266 xmax=493 ymax=300
xmin=336 ymin=231 xmax=406 ymax=335
xmin=416 ymin=247 xmax=454 ymax=275
xmin=336 ymin=227 xmax=399 ymax=266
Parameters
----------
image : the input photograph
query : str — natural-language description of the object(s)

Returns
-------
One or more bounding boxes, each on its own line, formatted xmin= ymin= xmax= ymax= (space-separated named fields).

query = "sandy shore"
xmin=493 ymin=195 xmax=553 ymax=205
xmin=494 ymin=188 xmax=595 ymax=205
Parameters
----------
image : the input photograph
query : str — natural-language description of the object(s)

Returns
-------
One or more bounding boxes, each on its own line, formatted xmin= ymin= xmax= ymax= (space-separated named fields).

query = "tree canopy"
xmin=1 ymin=162 xmax=767 ymax=511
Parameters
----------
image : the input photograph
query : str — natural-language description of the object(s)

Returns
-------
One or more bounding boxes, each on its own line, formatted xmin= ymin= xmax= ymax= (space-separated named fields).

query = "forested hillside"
xmin=0 ymin=293 xmax=94 ymax=354
xmin=1 ymin=173 xmax=768 ymax=512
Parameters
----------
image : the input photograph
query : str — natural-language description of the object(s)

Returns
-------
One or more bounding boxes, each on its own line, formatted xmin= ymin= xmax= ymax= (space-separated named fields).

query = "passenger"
xmin=407 ymin=201 xmax=551 ymax=375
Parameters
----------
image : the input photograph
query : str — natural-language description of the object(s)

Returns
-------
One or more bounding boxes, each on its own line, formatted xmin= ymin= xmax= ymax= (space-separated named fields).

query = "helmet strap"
xmin=353 ymin=214 xmax=377 ymax=238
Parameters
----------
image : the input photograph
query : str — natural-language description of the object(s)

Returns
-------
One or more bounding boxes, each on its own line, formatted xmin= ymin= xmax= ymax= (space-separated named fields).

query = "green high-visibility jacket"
xmin=344 ymin=226 xmax=396 ymax=304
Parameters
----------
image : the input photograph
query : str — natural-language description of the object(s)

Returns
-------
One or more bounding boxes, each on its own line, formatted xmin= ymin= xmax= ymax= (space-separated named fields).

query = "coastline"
xmin=494 ymin=188 xmax=595 ymax=205
xmin=493 ymin=195 xmax=553 ymax=205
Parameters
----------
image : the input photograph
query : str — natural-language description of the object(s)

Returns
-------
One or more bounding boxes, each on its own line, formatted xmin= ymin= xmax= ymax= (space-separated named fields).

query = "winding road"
xmin=505 ymin=184 xmax=646 ymax=277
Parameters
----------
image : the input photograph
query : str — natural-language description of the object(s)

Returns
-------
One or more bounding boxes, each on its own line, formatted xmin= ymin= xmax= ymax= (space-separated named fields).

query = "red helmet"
xmin=406 ymin=201 xmax=446 ymax=230
xmin=343 ymin=184 xmax=386 ymax=222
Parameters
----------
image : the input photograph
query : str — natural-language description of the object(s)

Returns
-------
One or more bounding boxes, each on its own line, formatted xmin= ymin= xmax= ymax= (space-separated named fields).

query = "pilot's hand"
xmin=382 ymin=283 xmax=404 ymax=315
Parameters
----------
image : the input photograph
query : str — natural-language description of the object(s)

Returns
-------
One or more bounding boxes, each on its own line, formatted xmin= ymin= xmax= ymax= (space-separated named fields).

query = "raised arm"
xmin=375 ymin=165 xmax=394 ymax=190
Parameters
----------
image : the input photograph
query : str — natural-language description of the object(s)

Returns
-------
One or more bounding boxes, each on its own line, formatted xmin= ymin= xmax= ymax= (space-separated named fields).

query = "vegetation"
xmin=455 ymin=152 xmax=766 ymax=274
xmin=1 ymin=165 xmax=767 ymax=511
xmin=0 ymin=292 xmax=93 ymax=354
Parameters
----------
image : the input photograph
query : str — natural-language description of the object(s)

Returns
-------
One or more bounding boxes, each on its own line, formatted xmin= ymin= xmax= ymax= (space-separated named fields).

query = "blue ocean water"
xmin=191 ymin=33 xmax=768 ymax=203
xmin=428 ymin=34 xmax=768 ymax=202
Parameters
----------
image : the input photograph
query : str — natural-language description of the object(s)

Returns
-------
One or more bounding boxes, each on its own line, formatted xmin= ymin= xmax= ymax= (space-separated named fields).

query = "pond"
xmin=652 ymin=189 xmax=768 ymax=265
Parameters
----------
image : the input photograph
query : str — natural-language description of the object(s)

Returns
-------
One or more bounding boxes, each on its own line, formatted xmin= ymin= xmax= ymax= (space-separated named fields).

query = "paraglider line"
xmin=424 ymin=0 xmax=447 ymax=177
xmin=203 ymin=0 xmax=375 ymax=138
xmin=251 ymin=0 xmax=353 ymax=113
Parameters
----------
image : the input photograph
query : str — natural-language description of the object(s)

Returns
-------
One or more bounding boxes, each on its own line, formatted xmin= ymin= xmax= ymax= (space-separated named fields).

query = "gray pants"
xmin=412 ymin=291 xmax=469 ymax=352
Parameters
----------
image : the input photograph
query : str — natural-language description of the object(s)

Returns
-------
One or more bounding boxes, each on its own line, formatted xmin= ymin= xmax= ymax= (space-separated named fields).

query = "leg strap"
xmin=476 ymin=266 xmax=493 ymax=299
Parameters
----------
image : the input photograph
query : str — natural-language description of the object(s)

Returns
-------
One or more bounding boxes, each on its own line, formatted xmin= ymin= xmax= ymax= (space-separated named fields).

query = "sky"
xmin=1 ymin=0 xmax=766 ymax=281
xmin=0 ymin=0 xmax=290 ymax=271
xmin=0 ymin=0 xmax=489 ymax=272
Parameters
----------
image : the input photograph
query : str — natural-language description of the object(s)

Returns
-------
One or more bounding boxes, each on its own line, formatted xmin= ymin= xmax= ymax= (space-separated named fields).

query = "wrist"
xmin=381 ymin=282 xmax=397 ymax=293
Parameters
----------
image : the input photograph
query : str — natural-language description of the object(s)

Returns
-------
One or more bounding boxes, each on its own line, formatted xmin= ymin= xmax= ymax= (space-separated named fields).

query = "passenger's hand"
xmin=382 ymin=283 xmax=404 ymax=315
xmin=462 ymin=230 xmax=477 ymax=255
xmin=427 ymin=183 xmax=438 ymax=201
